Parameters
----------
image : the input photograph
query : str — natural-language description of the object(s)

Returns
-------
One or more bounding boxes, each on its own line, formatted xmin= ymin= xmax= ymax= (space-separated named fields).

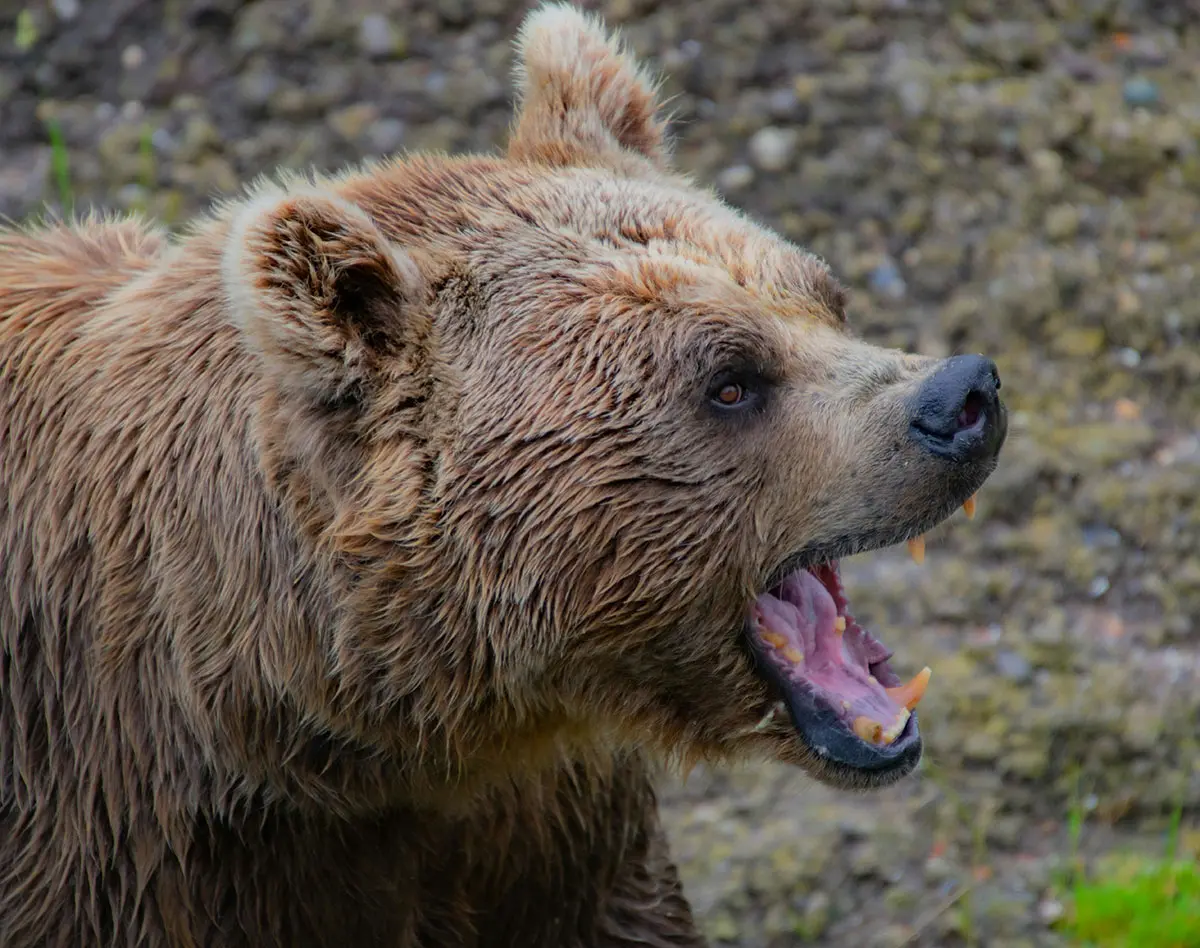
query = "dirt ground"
xmin=3 ymin=1 xmax=1199 ymax=945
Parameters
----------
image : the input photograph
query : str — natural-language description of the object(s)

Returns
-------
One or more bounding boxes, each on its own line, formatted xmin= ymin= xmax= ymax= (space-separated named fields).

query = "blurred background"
xmin=3 ymin=1 xmax=1199 ymax=945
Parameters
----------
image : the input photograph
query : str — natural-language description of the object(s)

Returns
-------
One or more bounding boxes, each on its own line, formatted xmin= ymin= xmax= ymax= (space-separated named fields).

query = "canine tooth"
xmin=853 ymin=716 xmax=884 ymax=745
xmin=783 ymin=647 xmax=804 ymax=664
xmin=884 ymin=666 xmax=932 ymax=711
xmin=834 ymin=616 xmax=847 ymax=635
xmin=880 ymin=707 xmax=911 ymax=744
xmin=762 ymin=632 xmax=787 ymax=649
xmin=963 ymin=495 xmax=977 ymax=520
xmin=907 ymin=536 xmax=926 ymax=564
xmin=842 ymin=700 xmax=852 ymax=711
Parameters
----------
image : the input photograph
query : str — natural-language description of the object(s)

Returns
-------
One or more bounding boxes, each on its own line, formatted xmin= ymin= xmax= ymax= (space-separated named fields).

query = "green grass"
xmin=44 ymin=118 xmax=74 ymax=215
xmin=14 ymin=9 xmax=39 ymax=51
xmin=1066 ymin=855 xmax=1200 ymax=947
xmin=1058 ymin=786 xmax=1200 ymax=948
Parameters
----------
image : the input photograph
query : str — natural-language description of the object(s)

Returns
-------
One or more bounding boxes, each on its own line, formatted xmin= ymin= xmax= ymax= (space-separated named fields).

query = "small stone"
xmin=717 ymin=164 xmax=754 ymax=191
xmin=115 ymin=182 xmax=147 ymax=207
xmin=1044 ymin=203 xmax=1080 ymax=241
xmin=51 ymin=0 xmax=81 ymax=21
xmin=747 ymin=126 xmax=798 ymax=173
xmin=238 ymin=66 xmax=279 ymax=113
xmin=150 ymin=128 xmax=176 ymax=154
xmin=766 ymin=87 xmax=799 ymax=118
xmin=121 ymin=45 xmax=145 ymax=71
xmin=366 ymin=119 xmax=407 ymax=155
xmin=233 ymin=3 xmax=291 ymax=53
xmin=1123 ymin=76 xmax=1160 ymax=108
xmin=1038 ymin=898 xmax=1065 ymax=924
xmin=180 ymin=115 xmax=221 ymax=159
xmin=995 ymin=650 xmax=1032 ymax=682
xmin=358 ymin=14 xmax=404 ymax=60
xmin=868 ymin=259 xmax=906 ymax=299
xmin=1116 ymin=347 xmax=1142 ymax=367
xmin=329 ymin=103 xmax=380 ymax=143
xmin=1139 ymin=242 xmax=1171 ymax=270
xmin=924 ymin=855 xmax=953 ymax=882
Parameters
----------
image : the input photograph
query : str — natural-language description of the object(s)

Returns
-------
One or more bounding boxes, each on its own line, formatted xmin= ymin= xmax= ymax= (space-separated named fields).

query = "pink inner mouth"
xmin=750 ymin=563 xmax=927 ymax=745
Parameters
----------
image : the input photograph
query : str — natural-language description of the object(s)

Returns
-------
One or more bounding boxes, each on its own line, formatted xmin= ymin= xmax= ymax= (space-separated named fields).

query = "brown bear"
xmin=0 ymin=5 xmax=1006 ymax=946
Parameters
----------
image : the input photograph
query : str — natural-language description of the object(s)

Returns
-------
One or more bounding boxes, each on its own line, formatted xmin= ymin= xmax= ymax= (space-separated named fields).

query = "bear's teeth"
xmin=853 ymin=707 xmax=911 ymax=746
xmin=881 ymin=708 xmax=911 ymax=744
xmin=907 ymin=535 xmax=926 ymax=564
xmin=853 ymin=716 xmax=884 ymax=745
xmin=884 ymin=666 xmax=931 ymax=711
xmin=963 ymin=494 xmax=977 ymax=519
xmin=833 ymin=616 xmax=846 ymax=635
xmin=762 ymin=631 xmax=787 ymax=649
xmin=782 ymin=647 xmax=804 ymax=664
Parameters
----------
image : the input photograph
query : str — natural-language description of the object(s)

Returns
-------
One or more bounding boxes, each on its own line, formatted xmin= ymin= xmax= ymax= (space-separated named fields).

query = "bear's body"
xmin=0 ymin=6 xmax=1005 ymax=946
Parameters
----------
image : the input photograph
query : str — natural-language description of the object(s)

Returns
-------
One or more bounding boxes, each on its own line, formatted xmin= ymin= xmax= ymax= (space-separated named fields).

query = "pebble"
xmin=995 ymin=650 xmax=1033 ymax=683
xmin=120 ymin=45 xmax=145 ymax=71
xmin=1116 ymin=347 xmax=1142 ymax=368
xmin=1037 ymin=898 xmax=1065 ymax=925
xmin=366 ymin=119 xmax=407 ymax=156
xmin=1044 ymin=203 xmax=1080 ymax=241
xmin=358 ymin=14 xmax=401 ymax=60
xmin=716 ymin=164 xmax=754 ymax=192
xmin=867 ymin=259 xmax=906 ymax=299
xmin=51 ymin=0 xmax=80 ymax=21
xmin=747 ymin=126 xmax=798 ymax=173
xmin=1123 ymin=76 xmax=1160 ymax=108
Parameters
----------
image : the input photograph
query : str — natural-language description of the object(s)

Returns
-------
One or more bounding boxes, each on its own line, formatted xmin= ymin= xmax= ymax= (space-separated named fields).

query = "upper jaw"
xmin=765 ymin=471 xmax=998 ymax=591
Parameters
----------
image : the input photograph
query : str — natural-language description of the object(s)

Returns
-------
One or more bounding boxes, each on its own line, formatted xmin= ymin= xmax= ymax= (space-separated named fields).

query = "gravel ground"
xmin=4 ymin=1 xmax=1200 ymax=945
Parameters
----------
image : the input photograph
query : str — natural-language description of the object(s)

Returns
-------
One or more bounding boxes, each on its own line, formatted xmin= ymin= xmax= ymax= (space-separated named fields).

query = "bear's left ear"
xmin=507 ymin=3 xmax=671 ymax=169
xmin=222 ymin=189 xmax=427 ymax=407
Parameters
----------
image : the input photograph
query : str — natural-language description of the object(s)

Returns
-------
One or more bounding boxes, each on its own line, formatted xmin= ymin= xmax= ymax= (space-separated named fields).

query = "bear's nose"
xmin=908 ymin=354 xmax=1006 ymax=463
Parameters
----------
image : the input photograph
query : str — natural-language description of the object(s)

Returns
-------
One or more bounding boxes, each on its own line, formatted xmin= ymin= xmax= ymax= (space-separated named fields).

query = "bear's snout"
xmin=907 ymin=353 xmax=1007 ymax=465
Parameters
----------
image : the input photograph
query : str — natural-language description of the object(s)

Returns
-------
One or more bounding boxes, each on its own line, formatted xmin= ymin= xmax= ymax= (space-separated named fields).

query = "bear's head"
xmin=221 ymin=3 xmax=1006 ymax=797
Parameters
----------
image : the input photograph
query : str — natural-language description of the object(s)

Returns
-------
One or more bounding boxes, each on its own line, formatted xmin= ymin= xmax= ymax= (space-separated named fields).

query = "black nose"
xmin=909 ymin=354 xmax=1006 ymax=462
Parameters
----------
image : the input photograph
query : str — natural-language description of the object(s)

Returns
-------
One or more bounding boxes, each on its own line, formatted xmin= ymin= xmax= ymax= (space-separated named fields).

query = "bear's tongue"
xmin=749 ymin=564 xmax=930 ymax=746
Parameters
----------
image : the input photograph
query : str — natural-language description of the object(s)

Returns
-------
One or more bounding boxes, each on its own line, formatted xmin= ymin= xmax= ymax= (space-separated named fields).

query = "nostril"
xmin=956 ymin=390 xmax=986 ymax=432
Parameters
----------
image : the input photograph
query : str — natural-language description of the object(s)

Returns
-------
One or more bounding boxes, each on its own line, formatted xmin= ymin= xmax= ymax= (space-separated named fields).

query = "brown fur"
xmin=0 ymin=6 xmax=991 ymax=946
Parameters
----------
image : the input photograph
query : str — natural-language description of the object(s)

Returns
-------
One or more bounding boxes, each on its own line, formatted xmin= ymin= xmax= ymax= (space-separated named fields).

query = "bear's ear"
xmin=507 ymin=3 xmax=671 ymax=169
xmin=223 ymin=189 xmax=426 ymax=406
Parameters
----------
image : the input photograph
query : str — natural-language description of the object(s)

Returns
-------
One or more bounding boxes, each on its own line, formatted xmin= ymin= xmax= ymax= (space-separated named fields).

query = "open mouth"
xmin=742 ymin=504 xmax=976 ymax=775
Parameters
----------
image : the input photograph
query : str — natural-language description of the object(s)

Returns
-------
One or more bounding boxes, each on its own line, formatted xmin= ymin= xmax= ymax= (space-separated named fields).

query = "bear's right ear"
xmin=222 ymin=189 xmax=426 ymax=407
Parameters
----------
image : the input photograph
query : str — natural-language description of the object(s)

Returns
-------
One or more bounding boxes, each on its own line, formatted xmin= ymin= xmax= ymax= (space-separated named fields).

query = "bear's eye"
xmin=715 ymin=382 xmax=745 ymax=406
xmin=706 ymin=370 xmax=765 ymax=414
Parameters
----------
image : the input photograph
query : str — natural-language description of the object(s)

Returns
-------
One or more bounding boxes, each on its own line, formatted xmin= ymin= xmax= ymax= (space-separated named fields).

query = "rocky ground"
xmin=3 ymin=0 xmax=1199 ymax=944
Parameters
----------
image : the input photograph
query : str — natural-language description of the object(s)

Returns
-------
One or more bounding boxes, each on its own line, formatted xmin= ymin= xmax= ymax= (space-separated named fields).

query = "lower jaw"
xmin=746 ymin=663 xmax=923 ymax=777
